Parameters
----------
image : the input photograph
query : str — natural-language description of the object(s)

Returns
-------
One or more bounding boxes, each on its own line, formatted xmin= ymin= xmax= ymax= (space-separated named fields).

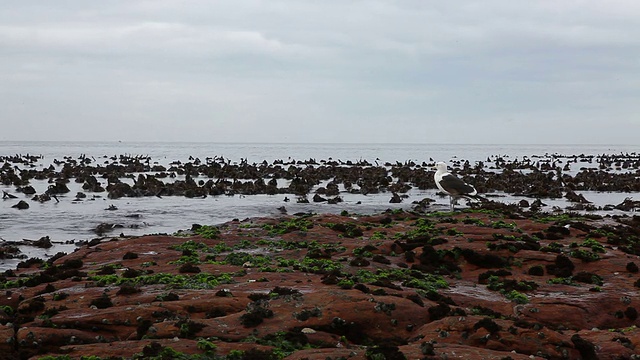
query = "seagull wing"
xmin=439 ymin=174 xmax=476 ymax=196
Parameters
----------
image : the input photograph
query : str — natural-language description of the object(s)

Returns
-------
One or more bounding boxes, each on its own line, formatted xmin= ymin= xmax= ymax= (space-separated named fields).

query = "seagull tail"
xmin=464 ymin=194 xmax=488 ymax=203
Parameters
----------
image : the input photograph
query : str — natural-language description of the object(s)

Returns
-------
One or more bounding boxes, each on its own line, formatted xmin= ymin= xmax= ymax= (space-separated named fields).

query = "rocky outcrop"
xmin=11 ymin=200 xmax=29 ymax=209
xmin=4 ymin=152 xmax=640 ymax=210
xmin=1 ymin=209 xmax=640 ymax=359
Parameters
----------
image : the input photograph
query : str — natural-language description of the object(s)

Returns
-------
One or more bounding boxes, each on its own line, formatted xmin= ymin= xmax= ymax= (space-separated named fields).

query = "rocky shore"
xmin=3 ymin=152 xmax=640 ymax=207
xmin=3 ymin=152 xmax=640 ymax=262
xmin=2 ymin=204 xmax=640 ymax=359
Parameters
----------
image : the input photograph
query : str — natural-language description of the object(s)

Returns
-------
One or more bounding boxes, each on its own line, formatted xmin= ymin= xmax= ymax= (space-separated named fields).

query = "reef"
xmin=2 ymin=152 xmax=640 ymax=206
xmin=2 ymin=207 xmax=640 ymax=359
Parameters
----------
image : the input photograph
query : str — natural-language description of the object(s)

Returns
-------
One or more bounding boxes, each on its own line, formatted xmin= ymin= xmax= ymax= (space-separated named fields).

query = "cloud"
xmin=0 ymin=22 xmax=322 ymax=60
xmin=0 ymin=0 xmax=639 ymax=143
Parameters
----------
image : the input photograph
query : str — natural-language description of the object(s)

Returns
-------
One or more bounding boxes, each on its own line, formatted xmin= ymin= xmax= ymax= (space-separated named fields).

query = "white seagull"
xmin=432 ymin=161 xmax=481 ymax=211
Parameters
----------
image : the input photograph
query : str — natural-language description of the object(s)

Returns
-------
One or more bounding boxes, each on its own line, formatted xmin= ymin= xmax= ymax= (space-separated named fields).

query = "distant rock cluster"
xmin=3 ymin=152 xmax=640 ymax=211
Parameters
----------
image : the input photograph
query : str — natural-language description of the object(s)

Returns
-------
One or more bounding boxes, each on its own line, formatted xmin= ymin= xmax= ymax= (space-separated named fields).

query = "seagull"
xmin=432 ymin=161 xmax=482 ymax=211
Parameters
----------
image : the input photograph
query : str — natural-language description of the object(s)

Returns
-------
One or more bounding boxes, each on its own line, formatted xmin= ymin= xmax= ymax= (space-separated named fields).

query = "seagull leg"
xmin=449 ymin=196 xmax=455 ymax=212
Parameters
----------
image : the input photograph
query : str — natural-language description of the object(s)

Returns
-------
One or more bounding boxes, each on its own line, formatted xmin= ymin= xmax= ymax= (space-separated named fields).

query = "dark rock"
xmin=624 ymin=307 xmax=638 ymax=321
xmin=349 ymin=257 xmax=370 ymax=267
xmin=123 ymin=252 xmax=139 ymax=260
xmin=122 ymin=268 xmax=142 ymax=278
xmin=527 ymin=265 xmax=545 ymax=276
xmin=93 ymin=223 xmax=123 ymax=235
xmin=565 ymin=190 xmax=591 ymax=203
xmin=116 ymin=284 xmax=141 ymax=295
xmin=546 ymin=254 xmax=575 ymax=278
xmin=372 ymin=254 xmax=391 ymax=264
xmin=389 ymin=192 xmax=402 ymax=203
xmin=11 ymin=200 xmax=29 ymax=210
xmin=90 ymin=293 xmax=113 ymax=309
xmin=179 ymin=263 xmax=201 ymax=273
xmin=473 ymin=318 xmax=502 ymax=334
xmin=428 ymin=303 xmax=450 ymax=321
xmin=47 ymin=182 xmax=70 ymax=194
xmin=18 ymin=185 xmax=36 ymax=195
xmin=61 ymin=258 xmax=83 ymax=269
xmin=571 ymin=334 xmax=598 ymax=360
xmin=615 ymin=198 xmax=640 ymax=211
xmin=460 ymin=248 xmax=508 ymax=268
xmin=32 ymin=236 xmax=53 ymax=249
xmin=240 ymin=304 xmax=273 ymax=327
xmin=312 ymin=194 xmax=327 ymax=202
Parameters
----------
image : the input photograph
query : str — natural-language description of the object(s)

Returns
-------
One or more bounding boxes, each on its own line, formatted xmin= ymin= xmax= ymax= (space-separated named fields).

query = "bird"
xmin=432 ymin=161 xmax=482 ymax=211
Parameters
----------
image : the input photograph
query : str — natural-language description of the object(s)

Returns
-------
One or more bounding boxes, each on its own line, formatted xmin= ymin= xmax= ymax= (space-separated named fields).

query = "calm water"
xmin=1 ymin=142 xmax=638 ymax=271
xmin=1 ymin=141 xmax=634 ymax=165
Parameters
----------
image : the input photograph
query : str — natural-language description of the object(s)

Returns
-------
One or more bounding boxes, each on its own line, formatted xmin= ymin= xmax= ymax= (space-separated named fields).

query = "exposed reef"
xmin=3 ymin=152 xmax=640 ymax=358
xmin=1 ymin=207 xmax=640 ymax=359
xmin=2 ymin=152 xmax=640 ymax=205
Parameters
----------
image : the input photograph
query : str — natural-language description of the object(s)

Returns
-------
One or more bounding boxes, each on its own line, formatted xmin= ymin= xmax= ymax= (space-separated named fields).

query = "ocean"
xmin=1 ymin=141 xmax=638 ymax=271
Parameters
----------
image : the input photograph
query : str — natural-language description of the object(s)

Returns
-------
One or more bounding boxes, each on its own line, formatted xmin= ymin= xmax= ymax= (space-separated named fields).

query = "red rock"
xmin=1 ymin=210 xmax=639 ymax=359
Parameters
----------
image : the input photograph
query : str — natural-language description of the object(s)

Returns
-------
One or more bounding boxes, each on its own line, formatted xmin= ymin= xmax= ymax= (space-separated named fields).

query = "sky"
xmin=0 ymin=1 xmax=639 ymax=144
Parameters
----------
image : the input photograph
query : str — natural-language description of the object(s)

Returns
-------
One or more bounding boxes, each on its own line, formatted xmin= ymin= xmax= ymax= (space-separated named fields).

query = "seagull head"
xmin=432 ymin=161 xmax=448 ymax=172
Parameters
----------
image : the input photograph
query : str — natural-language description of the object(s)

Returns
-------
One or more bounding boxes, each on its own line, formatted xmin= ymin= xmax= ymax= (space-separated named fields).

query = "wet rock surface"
xmin=5 ymin=152 xmax=640 ymax=261
xmin=2 ymin=208 xmax=640 ymax=359
xmin=3 ymin=152 xmax=640 ymax=206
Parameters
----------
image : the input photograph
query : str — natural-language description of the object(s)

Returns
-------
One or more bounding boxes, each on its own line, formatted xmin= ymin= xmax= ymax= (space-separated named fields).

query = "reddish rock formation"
xmin=1 ymin=209 xmax=640 ymax=359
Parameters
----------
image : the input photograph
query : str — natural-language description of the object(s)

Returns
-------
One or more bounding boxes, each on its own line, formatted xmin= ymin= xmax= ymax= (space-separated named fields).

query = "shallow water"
xmin=1 ymin=142 xmax=639 ymax=271
xmin=1 ymin=141 xmax=636 ymax=165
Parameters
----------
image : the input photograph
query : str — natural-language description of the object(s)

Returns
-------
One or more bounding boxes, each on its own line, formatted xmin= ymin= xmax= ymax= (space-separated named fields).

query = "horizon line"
xmin=0 ymin=140 xmax=636 ymax=147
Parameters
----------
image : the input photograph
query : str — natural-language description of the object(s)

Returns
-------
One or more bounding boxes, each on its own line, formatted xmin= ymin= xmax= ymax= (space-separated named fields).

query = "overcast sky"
xmin=1 ymin=1 xmax=638 ymax=144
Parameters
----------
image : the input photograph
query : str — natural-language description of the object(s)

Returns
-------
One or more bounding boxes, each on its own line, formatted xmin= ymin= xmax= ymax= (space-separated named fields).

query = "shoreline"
xmin=2 ymin=151 xmax=640 ymax=269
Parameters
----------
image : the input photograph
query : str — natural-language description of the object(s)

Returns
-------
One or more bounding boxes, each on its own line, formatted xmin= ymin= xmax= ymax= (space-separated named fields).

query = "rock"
xmin=389 ymin=192 xmax=402 ymax=203
xmin=32 ymin=193 xmax=51 ymax=202
xmin=615 ymin=197 xmax=640 ymax=211
xmin=312 ymin=194 xmax=327 ymax=202
xmin=0 ymin=325 xmax=14 ymax=356
xmin=93 ymin=223 xmax=123 ymax=235
xmin=327 ymin=196 xmax=342 ymax=204
xmin=11 ymin=200 xmax=29 ymax=210
xmin=47 ymin=181 xmax=70 ymax=194
xmin=18 ymin=185 xmax=36 ymax=195
xmin=32 ymin=236 xmax=53 ymax=249
xmin=2 ymin=210 xmax=640 ymax=359
xmin=565 ymin=189 xmax=592 ymax=203
xmin=571 ymin=334 xmax=598 ymax=360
